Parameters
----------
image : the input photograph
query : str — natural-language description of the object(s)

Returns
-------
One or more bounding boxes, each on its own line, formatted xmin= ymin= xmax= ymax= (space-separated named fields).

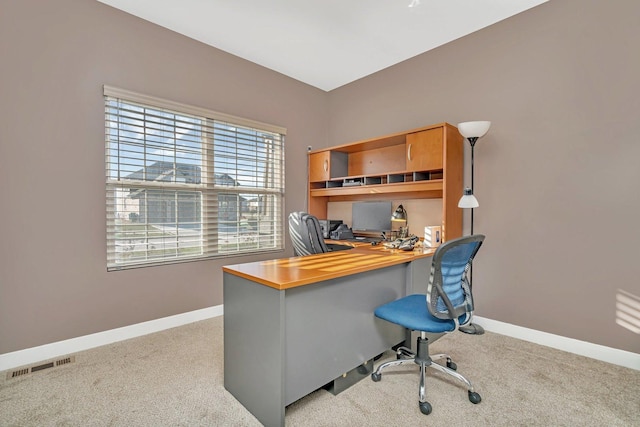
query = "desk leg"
xmin=224 ymin=273 xmax=286 ymax=427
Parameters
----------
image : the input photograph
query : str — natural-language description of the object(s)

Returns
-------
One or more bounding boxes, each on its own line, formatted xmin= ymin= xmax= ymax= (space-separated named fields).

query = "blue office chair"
xmin=371 ymin=234 xmax=485 ymax=415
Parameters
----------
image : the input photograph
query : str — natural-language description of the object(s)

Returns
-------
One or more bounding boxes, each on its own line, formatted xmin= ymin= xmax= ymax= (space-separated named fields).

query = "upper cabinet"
xmin=309 ymin=151 xmax=348 ymax=182
xmin=307 ymin=122 xmax=464 ymax=242
xmin=406 ymin=128 xmax=443 ymax=172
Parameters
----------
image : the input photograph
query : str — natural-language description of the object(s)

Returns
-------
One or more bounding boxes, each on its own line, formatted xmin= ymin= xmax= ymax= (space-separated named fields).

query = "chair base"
xmin=371 ymin=334 xmax=481 ymax=415
xmin=459 ymin=322 xmax=485 ymax=335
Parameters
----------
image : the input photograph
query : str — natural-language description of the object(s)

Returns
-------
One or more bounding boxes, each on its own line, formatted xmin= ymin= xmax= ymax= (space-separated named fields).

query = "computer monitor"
xmin=351 ymin=201 xmax=392 ymax=233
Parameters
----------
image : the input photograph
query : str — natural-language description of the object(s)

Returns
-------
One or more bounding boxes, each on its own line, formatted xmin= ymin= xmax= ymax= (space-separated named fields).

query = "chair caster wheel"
xmin=419 ymin=401 xmax=432 ymax=415
xmin=371 ymin=372 xmax=381 ymax=382
xmin=468 ymin=391 xmax=482 ymax=404
xmin=446 ymin=359 xmax=457 ymax=371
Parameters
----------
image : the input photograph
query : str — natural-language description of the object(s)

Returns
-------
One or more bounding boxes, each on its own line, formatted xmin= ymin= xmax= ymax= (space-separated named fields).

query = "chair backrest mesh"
xmin=288 ymin=212 xmax=329 ymax=256
xmin=427 ymin=235 xmax=485 ymax=321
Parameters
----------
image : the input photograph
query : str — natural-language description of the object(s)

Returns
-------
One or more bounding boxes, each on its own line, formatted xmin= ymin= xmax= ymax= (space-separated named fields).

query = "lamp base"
xmin=459 ymin=323 xmax=485 ymax=335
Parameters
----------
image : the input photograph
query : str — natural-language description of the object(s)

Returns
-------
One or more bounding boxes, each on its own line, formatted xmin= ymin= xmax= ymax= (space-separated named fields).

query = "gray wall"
xmin=327 ymin=0 xmax=640 ymax=353
xmin=1 ymin=0 xmax=638 ymax=357
xmin=0 ymin=0 xmax=326 ymax=354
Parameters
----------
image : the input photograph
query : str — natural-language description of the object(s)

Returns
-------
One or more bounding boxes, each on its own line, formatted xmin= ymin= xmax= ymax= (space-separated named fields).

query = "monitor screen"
xmin=351 ymin=201 xmax=392 ymax=233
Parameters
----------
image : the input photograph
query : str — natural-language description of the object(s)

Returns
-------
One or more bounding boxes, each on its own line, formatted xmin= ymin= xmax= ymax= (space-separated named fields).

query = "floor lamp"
xmin=457 ymin=120 xmax=491 ymax=335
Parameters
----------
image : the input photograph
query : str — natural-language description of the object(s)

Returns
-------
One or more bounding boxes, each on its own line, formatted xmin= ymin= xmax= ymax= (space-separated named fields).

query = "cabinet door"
xmin=406 ymin=128 xmax=443 ymax=171
xmin=309 ymin=151 xmax=330 ymax=182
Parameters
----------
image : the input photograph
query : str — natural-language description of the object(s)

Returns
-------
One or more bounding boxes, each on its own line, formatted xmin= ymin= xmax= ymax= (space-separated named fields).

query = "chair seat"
xmin=374 ymin=294 xmax=467 ymax=333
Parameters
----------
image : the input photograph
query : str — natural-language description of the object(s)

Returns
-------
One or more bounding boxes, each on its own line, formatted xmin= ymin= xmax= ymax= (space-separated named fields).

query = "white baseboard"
xmin=0 ymin=305 xmax=223 ymax=372
xmin=474 ymin=316 xmax=640 ymax=371
xmin=2 ymin=308 xmax=637 ymax=373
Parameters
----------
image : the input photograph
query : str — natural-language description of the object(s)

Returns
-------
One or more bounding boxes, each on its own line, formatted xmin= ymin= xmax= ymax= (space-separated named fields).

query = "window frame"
xmin=104 ymin=86 xmax=286 ymax=271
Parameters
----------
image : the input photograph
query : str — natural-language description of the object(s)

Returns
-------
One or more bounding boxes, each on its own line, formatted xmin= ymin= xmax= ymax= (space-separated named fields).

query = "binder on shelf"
xmin=343 ymin=178 xmax=363 ymax=187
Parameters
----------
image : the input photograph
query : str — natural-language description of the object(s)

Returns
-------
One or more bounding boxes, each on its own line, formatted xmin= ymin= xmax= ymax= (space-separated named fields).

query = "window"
xmin=105 ymin=86 xmax=285 ymax=270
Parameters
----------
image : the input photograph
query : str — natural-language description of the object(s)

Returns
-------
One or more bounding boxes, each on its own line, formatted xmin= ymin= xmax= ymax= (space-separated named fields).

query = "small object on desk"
xmin=424 ymin=225 xmax=442 ymax=248
xmin=319 ymin=219 xmax=343 ymax=239
xmin=383 ymin=239 xmax=402 ymax=249
xmin=383 ymin=235 xmax=419 ymax=250
xmin=330 ymin=224 xmax=354 ymax=240
xmin=398 ymin=239 xmax=415 ymax=251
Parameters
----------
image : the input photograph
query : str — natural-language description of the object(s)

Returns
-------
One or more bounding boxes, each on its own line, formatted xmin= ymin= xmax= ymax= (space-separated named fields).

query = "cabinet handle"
xmin=323 ymin=159 xmax=328 ymax=172
xmin=407 ymin=144 xmax=412 ymax=161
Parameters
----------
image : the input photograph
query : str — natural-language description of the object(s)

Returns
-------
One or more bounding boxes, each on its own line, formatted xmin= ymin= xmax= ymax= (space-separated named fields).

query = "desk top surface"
xmin=223 ymin=242 xmax=436 ymax=290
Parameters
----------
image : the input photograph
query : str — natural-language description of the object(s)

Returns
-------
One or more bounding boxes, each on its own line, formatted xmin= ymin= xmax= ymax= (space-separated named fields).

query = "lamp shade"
xmin=458 ymin=121 xmax=491 ymax=139
xmin=391 ymin=204 xmax=407 ymax=221
xmin=458 ymin=188 xmax=479 ymax=208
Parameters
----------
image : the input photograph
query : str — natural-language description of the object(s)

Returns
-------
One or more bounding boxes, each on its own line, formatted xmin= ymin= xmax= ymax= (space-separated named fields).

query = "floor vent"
xmin=6 ymin=356 xmax=76 ymax=380
xmin=56 ymin=356 xmax=73 ymax=367
xmin=8 ymin=368 xmax=29 ymax=379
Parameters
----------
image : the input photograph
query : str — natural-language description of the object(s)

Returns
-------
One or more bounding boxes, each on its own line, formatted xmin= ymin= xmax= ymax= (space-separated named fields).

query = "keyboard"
xmin=326 ymin=243 xmax=354 ymax=252
xmin=348 ymin=237 xmax=380 ymax=243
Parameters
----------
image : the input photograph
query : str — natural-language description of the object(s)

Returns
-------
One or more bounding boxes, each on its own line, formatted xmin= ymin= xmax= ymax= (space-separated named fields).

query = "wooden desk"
xmin=223 ymin=245 xmax=434 ymax=427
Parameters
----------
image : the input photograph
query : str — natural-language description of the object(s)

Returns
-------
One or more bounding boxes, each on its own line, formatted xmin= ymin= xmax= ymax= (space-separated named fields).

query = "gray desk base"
xmin=223 ymin=264 xmax=411 ymax=427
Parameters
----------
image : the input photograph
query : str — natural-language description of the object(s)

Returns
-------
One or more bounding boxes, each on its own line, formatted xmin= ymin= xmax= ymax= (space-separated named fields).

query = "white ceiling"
xmin=98 ymin=0 xmax=547 ymax=91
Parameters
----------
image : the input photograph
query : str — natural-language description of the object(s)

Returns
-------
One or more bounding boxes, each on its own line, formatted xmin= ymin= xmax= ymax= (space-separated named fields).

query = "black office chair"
xmin=371 ymin=234 xmax=485 ymax=415
xmin=288 ymin=212 xmax=330 ymax=256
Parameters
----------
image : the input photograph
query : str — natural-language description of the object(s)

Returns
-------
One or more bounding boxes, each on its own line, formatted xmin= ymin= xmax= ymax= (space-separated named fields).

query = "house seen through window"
xmin=105 ymin=87 xmax=286 ymax=270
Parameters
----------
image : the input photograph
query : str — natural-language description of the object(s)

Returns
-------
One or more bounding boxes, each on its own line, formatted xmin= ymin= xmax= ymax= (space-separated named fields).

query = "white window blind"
xmin=105 ymin=86 xmax=285 ymax=270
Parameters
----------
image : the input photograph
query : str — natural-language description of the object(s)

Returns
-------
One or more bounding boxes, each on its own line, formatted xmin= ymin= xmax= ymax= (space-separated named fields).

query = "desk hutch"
xmin=307 ymin=122 xmax=465 ymax=242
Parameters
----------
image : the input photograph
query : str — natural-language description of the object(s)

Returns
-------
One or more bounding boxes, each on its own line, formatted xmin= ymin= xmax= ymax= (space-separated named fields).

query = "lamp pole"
xmin=461 ymin=135 xmax=483 ymax=335
xmin=469 ymin=136 xmax=478 ymax=235
xmin=457 ymin=121 xmax=490 ymax=336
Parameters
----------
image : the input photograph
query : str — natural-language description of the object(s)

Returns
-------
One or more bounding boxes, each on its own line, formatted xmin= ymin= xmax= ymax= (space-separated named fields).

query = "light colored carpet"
xmin=1 ymin=316 xmax=638 ymax=426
